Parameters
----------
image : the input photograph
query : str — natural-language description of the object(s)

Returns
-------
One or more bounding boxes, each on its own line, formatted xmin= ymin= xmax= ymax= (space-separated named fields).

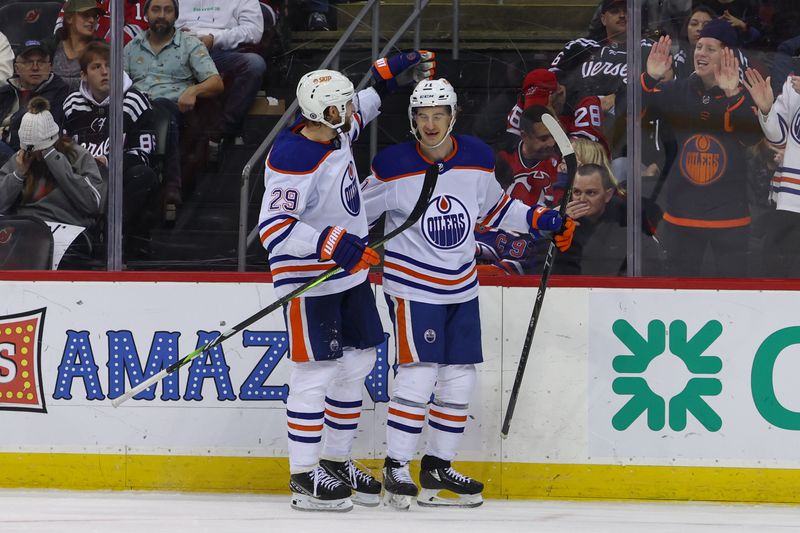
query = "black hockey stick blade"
xmin=112 ymin=164 xmax=439 ymax=408
xmin=501 ymin=114 xmax=577 ymax=437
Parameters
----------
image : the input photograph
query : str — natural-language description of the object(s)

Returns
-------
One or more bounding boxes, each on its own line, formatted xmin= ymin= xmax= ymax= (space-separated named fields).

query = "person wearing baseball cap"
xmin=52 ymin=0 xmax=106 ymax=93
xmin=0 ymin=40 xmax=69 ymax=165
xmin=503 ymin=68 xmax=566 ymax=143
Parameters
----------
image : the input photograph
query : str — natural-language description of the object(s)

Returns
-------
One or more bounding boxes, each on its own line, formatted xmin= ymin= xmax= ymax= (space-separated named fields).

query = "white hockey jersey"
xmin=758 ymin=76 xmax=800 ymax=213
xmin=258 ymin=87 xmax=381 ymax=298
xmin=363 ymin=135 xmax=533 ymax=305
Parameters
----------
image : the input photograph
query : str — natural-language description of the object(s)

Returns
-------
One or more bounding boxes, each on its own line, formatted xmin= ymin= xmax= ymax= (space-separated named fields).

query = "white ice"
xmin=1 ymin=490 xmax=799 ymax=533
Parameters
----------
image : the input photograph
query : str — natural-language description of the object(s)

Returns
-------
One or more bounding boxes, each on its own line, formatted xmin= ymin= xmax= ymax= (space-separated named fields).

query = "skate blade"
xmin=291 ymin=494 xmax=353 ymax=512
xmin=352 ymin=491 xmax=381 ymax=507
xmin=382 ymin=491 xmax=413 ymax=510
xmin=417 ymin=488 xmax=483 ymax=508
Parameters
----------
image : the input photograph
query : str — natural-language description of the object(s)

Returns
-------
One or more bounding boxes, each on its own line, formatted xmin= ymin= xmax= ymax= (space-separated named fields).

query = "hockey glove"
xmin=528 ymin=206 xmax=563 ymax=232
xmin=528 ymin=206 xmax=576 ymax=252
xmin=553 ymin=218 xmax=576 ymax=252
xmin=317 ymin=226 xmax=381 ymax=274
xmin=371 ymin=50 xmax=436 ymax=95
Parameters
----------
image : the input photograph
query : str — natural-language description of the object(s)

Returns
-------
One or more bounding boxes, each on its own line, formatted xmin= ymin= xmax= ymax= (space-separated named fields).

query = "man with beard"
xmin=124 ymin=0 xmax=223 ymax=209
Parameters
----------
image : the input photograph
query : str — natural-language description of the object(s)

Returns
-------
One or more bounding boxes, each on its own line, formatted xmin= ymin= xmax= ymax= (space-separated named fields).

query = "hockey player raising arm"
xmin=361 ymin=78 xmax=575 ymax=510
xmin=257 ymin=52 xmax=434 ymax=513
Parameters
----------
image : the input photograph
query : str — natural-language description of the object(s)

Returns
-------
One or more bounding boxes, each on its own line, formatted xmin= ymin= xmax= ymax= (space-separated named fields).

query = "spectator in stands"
xmin=124 ymin=0 xmax=224 ymax=208
xmin=692 ymin=0 xmax=762 ymax=47
xmin=0 ymin=41 xmax=70 ymax=166
xmin=176 ymin=0 xmax=267 ymax=147
xmin=52 ymin=0 xmax=106 ymax=93
xmin=643 ymin=22 xmax=762 ymax=277
xmin=674 ymin=5 xmax=750 ymax=79
xmin=557 ymin=163 xmax=664 ymax=275
xmin=0 ymin=97 xmax=105 ymax=259
xmin=0 ymin=32 xmax=11 ymax=86
xmin=588 ymin=0 xmax=691 ymax=41
xmin=503 ymin=69 xmax=566 ymax=142
xmin=551 ymin=0 xmax=628 ymax=157
xmin=63 ymin=41 xmax=158 ymax=244
xmin=496 ymin=105 xmax=561 ymax=207
xmin=770 ymin=33 xmax=800 ymax=96
xmin=55 ymin=0 xmax=149 ymax=45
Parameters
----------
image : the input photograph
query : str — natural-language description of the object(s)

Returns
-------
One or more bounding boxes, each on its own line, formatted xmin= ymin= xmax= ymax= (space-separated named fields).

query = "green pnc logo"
xmin=611 ymin=319 xmax=723 ymax=432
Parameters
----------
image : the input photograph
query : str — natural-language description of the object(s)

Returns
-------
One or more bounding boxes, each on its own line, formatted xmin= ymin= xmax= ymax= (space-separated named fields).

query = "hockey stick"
xmin=500 ymin=114 xmax=577 ymax=438
xmin=112 ymin=164 xmax=439 ymax=408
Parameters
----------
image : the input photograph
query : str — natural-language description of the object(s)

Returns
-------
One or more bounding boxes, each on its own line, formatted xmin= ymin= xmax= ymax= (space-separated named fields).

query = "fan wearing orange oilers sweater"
xmin=257 ymin=51 xmax=435 ymax=513
xmin=361 ymin=78 xmax=576 ymax=510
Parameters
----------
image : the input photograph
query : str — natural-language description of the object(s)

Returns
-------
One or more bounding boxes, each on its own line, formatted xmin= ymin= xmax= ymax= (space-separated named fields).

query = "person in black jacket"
xmin=0 ymin=40 xmax=70 ymax=165
xmin=557 ymin=164 xmax=665 ymax=275
xmin=62 ymin=41 xmax=158 ymax=249
xmin=643 ymin=19 xmax=761 ymax=277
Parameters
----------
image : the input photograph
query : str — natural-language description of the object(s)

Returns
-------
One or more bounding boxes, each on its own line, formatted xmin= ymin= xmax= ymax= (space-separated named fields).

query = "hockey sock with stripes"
xmin=322 ymin=347 xmax=375 ymax=460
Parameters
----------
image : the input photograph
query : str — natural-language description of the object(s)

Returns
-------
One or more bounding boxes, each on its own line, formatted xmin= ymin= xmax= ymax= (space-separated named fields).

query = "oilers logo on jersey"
xmin=792 ymin=112 xmax=800 ymax=145
xmin=341 ymin=161 xmax=361 ymax=215
xmin=422 ymin=195 xmax=470 ymax=249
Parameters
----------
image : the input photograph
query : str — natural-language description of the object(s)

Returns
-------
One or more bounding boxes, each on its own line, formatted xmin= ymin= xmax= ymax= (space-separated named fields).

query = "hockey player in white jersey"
xmin=362 ymin=78 xmax=576 ymax=509
xmin=257 ymin=53 xmax=435 ymax=512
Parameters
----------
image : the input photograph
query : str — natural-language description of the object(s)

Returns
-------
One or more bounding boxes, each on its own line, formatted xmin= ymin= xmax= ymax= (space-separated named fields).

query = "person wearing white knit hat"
xmin=0 ymin=97 xmax=105 ymax=243
xmin=18 ymin=98 xmax=60 ymax=152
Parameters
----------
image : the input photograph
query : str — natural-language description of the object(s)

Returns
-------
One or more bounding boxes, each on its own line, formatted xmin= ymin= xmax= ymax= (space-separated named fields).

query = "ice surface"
xmin=1 ymin=490 xmax=799 ymax=533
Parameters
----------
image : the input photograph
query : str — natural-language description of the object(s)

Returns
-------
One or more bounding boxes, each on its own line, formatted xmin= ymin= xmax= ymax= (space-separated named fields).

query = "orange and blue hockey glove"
xmin=317 ymin=226 xmax=380 ymax=273
xmin=528 ymin=206 xmax=576 ymax=252
xmin=371 ymin=50 xmax=436 ymax=95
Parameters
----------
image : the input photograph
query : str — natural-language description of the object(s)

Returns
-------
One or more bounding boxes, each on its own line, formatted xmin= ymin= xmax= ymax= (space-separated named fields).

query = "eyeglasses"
xmin=15 ymin=60 xmax=50 ymax=68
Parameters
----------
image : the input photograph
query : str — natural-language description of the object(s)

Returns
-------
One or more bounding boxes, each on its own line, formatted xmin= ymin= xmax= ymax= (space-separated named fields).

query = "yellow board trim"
xmin=3 ymin=453 xmax=800 ymax=503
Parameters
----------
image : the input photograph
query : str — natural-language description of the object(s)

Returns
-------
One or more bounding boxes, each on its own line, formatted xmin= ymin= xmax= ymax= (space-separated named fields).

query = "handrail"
xmin=237 ymin=0 xmax=432 ymax=271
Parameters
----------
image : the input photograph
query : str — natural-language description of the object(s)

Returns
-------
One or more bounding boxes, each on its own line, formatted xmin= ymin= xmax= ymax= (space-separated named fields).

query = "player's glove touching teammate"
xmin=317 ymin=226 xmax=381 ymax=273
xmin=528 ymin=206 xmax=576 ymax=252
xmin=371 ymin=50 xmax=436 ymax=95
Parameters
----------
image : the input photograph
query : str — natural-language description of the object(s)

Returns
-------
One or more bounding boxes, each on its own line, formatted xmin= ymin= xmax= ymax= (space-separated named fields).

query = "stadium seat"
xmin=0 ymin=1 xmax=62 ymax=47
xmin=0 ymin=215 xmax=54 ymax=270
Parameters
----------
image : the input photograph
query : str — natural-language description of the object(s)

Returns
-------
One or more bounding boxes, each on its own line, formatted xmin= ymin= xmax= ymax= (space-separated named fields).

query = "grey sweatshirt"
xmin=0 ymin=143 xmax=105 ymax=228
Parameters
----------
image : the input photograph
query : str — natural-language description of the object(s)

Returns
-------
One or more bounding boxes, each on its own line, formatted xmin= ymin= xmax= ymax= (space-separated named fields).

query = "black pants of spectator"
xmin=154 ymin=97 xmax=215 ymax=195
xmin=152 ymin=97 xmax=183 ymax=200
xmin=661 ymin=221 xmax=750 ymax=278
xmin=762 ymin=209 xmax=800 ymax=278
xmin=210 ymin=49 xmax=267 ymax=140
xmin=124 ymin=163 xmax=159 ymax=226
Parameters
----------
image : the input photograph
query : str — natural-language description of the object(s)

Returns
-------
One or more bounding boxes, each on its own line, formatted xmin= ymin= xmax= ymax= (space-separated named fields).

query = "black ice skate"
xmin=289 ymin=465 xmax=353 ymax=512
xmin=382 ymin=457 xmax=419 ymax=510
xmin=418 ymin=455 xmax=484 ymax=508
xmin=319 ymin=458 xmax=382 ymax=506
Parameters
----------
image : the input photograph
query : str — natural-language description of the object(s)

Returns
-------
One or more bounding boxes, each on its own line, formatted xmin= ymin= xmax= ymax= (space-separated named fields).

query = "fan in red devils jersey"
xmin=496 ymin=105 xmax=561 ymax=208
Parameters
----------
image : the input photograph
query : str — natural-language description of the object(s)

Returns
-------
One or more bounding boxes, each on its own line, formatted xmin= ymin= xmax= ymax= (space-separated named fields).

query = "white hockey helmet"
xmin=296 ymin=69 xmax=355 ymax=130
xmin=408 ymin=78 xmax=458 ymax=148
